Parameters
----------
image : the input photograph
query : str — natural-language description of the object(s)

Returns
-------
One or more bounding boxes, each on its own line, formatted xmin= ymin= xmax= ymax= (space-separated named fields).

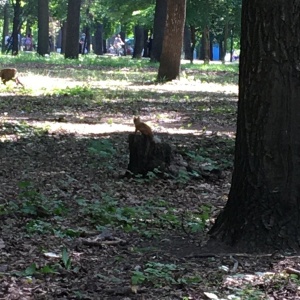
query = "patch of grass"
xmin=49 ymin=84 xmax=95 ymax=99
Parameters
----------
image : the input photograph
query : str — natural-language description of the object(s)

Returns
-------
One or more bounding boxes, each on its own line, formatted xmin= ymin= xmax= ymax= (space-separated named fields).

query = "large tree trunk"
xmin=1 ymin=2 xmax=9 ymax=54
xmin=37 ymin=0 xmax=49 ymax=56
xmin=157 ymin=0 xmax=186 ymax=81
xmin=65 ymin=0 xmax=81 ymax=59
xmin=150 ymin=0 xmax=167 ymax=62
xmin=209 ymin=0 xmax=300 ymax=253
xmin=132 ymin=25 xmax=144 ymax=59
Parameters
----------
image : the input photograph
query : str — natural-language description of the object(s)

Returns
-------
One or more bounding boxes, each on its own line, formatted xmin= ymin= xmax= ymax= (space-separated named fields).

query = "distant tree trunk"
xmin=11 ymin=0 xmax=21 ymax=55
xmin=209 ymin=0 xmax=300 ymax=253
xmin=65 ymin=0 xmax=81 ymax=59
xmin=222 ymin=21 xmax=229 ymax=63
xmin=142 ymin=28 xmax=149 ymax=57
xmin=132 ymin=25 xmax=144 ymax=59
xmin=184 ymin=24 xmax=192 ymax=62
xmin=1 ymin=2 xmax=9 ymax=54
xmin=157 ymin=0 xmax=186 ymax=81
xmin=150 ymin=0 xmax=167 ymax=62
xmin=202 ymin=25 xmax=210 ymax=64
xmin=120 ymin=28 xmax=126 ymax=56
xmin=94 ymin=23 xmax=103 ymax=55
xmin=37 ymin=0 xmax=49 ymax=56
xmin=230 ymin=26 xmax=234 ymax=62
xmin=61 ymin=21 xmax=67 ymax=54
xmin=190 ymin=25 xmax=196 ymax=61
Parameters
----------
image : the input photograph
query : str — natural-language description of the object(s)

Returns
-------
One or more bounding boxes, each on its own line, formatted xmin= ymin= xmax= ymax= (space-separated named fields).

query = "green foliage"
xmin=0 ymin=121 xmax=49 ymax=137
xmin=26 ymin=220 xmax=53 ymax=234
xmin=49 ymin=85 xmax=95 ymax=99
xmin=20 ymin=263 xmax=57 ymax=277
xmin=61 ymin=247 xmax=72 ymax=270
xmin=185 ymin=204 xmax=212 ymax=233
xmin=13 ymin=181 xmax=67 ymax=217
xmin=88 ymin=139 xmax=117 ymax=169
xmin=131 ymin=262 xmax=201 ymax=287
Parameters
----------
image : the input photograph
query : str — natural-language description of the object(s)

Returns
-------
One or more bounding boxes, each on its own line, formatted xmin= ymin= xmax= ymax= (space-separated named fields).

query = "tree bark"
xmin=1 ymin=2 xmax=9 ymax=54
xmin=37 ymin=0 xmax=49 ymax=56
xmin=94 ymin=23 xmax=103 ymax=55
xmin=132 ymin=25 xmax=144 ymax=59
xmin=183 ymin=24 xmax=192 ymax=62
xmin=142 ymin=28 xmax=149 ymax=58
xmin=222 ymin=21 xmax=229 ymax=64
xmin=11 ymin=0 xmax=21 ymax=55
xmin=150 ymin=0 xmax=167 ymax=63
xmin=65 ymin=0 xmax=81 ymax=59
xmin=157 ymin=0 xmax=186 ymax=81
xmin=202 ymin=25 xmax=210 ymax=64
xmin=209 ymin=0 xmax=300 ymax=253
xmin=61 ymin=21 xmax=67 ymax=54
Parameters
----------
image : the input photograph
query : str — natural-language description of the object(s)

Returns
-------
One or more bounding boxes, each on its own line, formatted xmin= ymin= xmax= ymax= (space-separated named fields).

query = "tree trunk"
xmin=11 ymin=0 xmax=21 ymax=55
xmin=127 ymin=135 xmax=172 ymax=176
xmin=202 ymin=25 xmax=210 ymax=64
xmin=222 ymin=21 xmax=229 ymax=64
xmin=132 ymin=25 xmax=144 ymax=59
xmin=190 ymin=25 xmax=196 ymax=62
xmin=94 ymin=23 xmax=103 ymax=55
xmin=157 ymin=0 xmax=186 ymax=81
xmin=150 ymin=0 xmax=167 ymax=63
xmin=1 ymin=2 xmax=9 ymax=54
xmin=183 ymin=24 xmax=192 ymax=62
xmin=230 ymin=26 xmax=234 ymax=62
xmin=65 ymin=0 xmax=81 ymax=59
xmin=209 ymin=0 xmax=300 ymax=253
xmin=61 ymin=21 xmax=67 ymax=54
xmin=142 ymin=29 xmax=149 ymax=58
xmin=37 ymin=0 xmax=49 ymax=56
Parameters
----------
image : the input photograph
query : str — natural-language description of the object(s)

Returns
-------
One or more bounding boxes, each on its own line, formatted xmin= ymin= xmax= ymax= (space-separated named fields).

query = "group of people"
xmin=5 ymin=33 xmax=34 ymax=52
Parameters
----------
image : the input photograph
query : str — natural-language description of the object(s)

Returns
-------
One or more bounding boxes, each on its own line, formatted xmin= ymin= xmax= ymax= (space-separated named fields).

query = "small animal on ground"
xmin=0 ymin=68 xmax=24 ymax=87
xmin=133 ymin=116 xmax=153 ymax=138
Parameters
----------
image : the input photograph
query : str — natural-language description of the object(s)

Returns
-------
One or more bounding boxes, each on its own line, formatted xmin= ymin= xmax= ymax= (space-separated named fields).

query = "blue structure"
xmin=212 ymin=44 xmax=220 ymax=60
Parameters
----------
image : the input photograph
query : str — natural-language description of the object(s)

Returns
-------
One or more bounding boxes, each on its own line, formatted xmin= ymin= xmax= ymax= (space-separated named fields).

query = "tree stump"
xmin=126 ymin=134 xmax=172 ymax=176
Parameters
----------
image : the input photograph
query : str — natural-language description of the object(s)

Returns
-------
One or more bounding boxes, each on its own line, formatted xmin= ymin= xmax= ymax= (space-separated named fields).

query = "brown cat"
xmin=0 ymin=68 xmax=24 ymax=87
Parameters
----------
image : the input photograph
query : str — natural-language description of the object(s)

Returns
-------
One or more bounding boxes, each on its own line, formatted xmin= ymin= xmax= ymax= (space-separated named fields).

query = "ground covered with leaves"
xmin=1 ymin=55 xmax=300 ymax=300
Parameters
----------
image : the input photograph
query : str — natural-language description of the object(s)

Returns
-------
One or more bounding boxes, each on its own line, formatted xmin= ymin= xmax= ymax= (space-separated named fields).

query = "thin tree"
xmin=37 ymin=0 xmax=49 ymax=56
xmin=209 ymin=0 xmax=300 ymax=253
xmin=1 ymin=1 xmax=10 ymax=54
xmin=157 ymin=0 xmax=186 ymax=81
xmin=65 ymin=0 xmax=81 ymax=59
